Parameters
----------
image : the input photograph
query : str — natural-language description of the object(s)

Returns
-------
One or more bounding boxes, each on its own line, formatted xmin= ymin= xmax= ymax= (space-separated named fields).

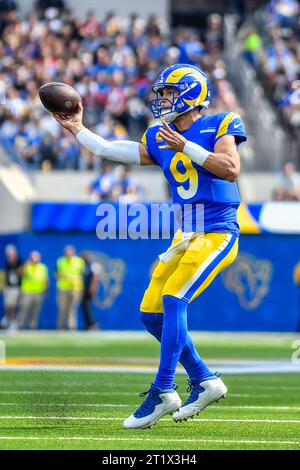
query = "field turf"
xmin=0 ymin=332 xmax=299 ymax=450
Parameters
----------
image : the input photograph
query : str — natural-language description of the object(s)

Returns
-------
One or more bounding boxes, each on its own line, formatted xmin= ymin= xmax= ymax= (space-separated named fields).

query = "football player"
xmin=53 ymin=63 xmax=247 ymax=429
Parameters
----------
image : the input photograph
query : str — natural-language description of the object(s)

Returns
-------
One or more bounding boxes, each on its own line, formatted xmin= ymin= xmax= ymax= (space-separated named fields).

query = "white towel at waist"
xmin=158 ymin=232 xmax=195 ymax=263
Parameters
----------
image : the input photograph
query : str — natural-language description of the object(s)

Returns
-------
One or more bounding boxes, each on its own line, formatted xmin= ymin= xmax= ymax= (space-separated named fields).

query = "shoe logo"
xmin=233 ymin=123 xmax=241 ymax=128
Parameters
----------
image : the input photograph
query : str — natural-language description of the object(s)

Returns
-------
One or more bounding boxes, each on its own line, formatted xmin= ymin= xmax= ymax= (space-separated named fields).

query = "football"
xmin=39 ymin=82 xmax=82 ymax=115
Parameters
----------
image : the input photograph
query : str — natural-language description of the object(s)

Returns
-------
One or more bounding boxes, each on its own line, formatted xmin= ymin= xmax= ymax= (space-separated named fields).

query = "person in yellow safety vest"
xmin=18 ymin=251 xmax=48 ymax=329
xmin=56 ymin=245 xmax=85 ymax=329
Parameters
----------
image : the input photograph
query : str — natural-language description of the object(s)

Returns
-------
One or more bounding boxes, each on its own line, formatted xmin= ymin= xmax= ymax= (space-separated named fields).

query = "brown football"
xmin=39 ymin=82 xmax=82 ymax=115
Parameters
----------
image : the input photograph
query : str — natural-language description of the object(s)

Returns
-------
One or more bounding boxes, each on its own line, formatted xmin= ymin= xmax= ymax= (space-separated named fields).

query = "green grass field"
xmin=0 ymin=332 xmax=299 ymax=450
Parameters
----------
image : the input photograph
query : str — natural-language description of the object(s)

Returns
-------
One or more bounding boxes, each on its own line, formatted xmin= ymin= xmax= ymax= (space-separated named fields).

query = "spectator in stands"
xmin=87 ymin=162 xmax=118 ymax=201
xmin=18 ymin=250 xmax=48 ymax=329
xmin=10 ymin=119 xmax=41 ymax=167
xmin=54 ymin=129 xmax=80 ymax=169
xmin=273 ymin=161 xmax=300 ymax=200
xmin=80 ymin=251 xmax=99 ymax=330
xmin=39 ymin=133 xmax=57 ymax=169
xmin=205 ymin=13 xmax=223 ymax=49
xmin=1 ymin=244 xmax=22 ymax=330
xmin=35 ymin=0 xmax=65 ymax=13
xmin=111 ymin=166 xmax=142 ymax=202
xmin=242 ymin=27 xmax=262 ymax=67
xmin=94 ymin=115 xmax=129 ymax=142
xmin=176 ymin=28 xmax=204 ymax=66
xmin=280 ymin=80 xmax=300 ymax=148
xmin=265 ymin=0 xmax=299 ymax=28
xmin=87 ymin=163 xmax=142 ymax=202
xmin=79 ymin=146 xmax=101 ymax=171
xmin=56 ymin=245 xmax=85 ymax=329
xmin=0 ymin=0 xmax=17 ymax=13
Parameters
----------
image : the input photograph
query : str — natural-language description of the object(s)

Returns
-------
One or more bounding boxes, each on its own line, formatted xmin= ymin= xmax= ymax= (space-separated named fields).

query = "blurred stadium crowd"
xmin=1 ymin=242 xmax=100 ymax=330
xmin=242 ymin=0 xmax=300 ymax=147
xmin=0 ymin=0 xmax=243 ymax=174
xmin=0 ymin=0 xmax=299 ymax=201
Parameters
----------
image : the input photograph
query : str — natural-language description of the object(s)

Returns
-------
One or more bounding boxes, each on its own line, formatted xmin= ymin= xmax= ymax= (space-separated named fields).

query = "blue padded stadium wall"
xmin=0 ymin=231 xmax=299 ymax=332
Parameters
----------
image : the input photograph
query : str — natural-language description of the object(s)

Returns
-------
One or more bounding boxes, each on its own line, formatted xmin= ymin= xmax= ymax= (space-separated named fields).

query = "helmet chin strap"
xmin=162 ymin=111 xmax=180 ymax=123
xmin=163 ymin=104 xmax=197 ymax=123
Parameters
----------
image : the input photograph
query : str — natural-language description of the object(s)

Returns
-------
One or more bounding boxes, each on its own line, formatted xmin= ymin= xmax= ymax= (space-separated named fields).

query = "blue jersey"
xmin=142 ymin=112 xmax=247 ymax=236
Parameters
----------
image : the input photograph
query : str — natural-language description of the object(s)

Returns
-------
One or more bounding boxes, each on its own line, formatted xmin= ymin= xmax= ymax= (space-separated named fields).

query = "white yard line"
xmin=0 ymin=330 xmax=298 ymax=341
xmin=1 ymin=382 xmax=300 ymax=390
xmin=204 ymin=405 xmax=300 ymax=410
xmin=225 ymin=385 xmax=300 ymax=390
xmin=0 ymin=403 xmax=300 ymax=410
xmin=0 ymin=390 xmax=273 ymax=397
xmin=229 ymin=393 xmax=272 ymax=397
xmin=0 ymin=436 xmax=299 ymax=446
xmin=0 ymin=391 xmax=134 ymax=396
xmin=0 ymin=416 xmax=299 ymax=424
xmin=0 ymin=403 xmax=128 ymax=407
xmin=1 ymin=362 xmax=300 ymax=374
xmin=192 ymin=418 xmax=300 ymax=423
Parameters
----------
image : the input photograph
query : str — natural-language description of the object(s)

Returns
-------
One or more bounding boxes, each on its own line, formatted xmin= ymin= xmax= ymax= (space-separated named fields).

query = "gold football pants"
xmin=140 ymin=231 xmax=238 ymax=313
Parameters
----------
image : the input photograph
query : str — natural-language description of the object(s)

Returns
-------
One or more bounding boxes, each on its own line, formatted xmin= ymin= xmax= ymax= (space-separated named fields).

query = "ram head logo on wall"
xmin=222 ymin=253 xmax=273 ymax=310
xmin=87 ymin=251 xmax=126 ymax=309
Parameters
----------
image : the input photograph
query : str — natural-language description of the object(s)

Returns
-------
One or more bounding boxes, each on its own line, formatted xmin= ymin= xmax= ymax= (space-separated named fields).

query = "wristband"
xmin=183 ymin=140 xmax=210 ymax=167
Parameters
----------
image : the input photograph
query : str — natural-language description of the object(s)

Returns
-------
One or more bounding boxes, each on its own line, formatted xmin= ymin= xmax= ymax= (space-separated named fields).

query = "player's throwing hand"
xmin=52 ymin=102 xmax=84 ymax=136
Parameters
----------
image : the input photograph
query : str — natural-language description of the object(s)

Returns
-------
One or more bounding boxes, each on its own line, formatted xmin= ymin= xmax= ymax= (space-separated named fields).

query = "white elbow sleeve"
xmin=76 ymin=128 xmax=141 ymax=165
xmin=183 ymin=140 xmax=210 ymax=167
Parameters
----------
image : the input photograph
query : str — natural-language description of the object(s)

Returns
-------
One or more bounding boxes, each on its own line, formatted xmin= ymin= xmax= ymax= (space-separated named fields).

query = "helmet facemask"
xmin=148 ymin=86 xmax=181 ymax=123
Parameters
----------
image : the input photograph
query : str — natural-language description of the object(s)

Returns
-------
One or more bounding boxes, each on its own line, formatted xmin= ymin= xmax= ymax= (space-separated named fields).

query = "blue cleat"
xmin=123 ymin=385 xmax=182 ymax=429
xmin=172 ymin=376 xmax=227 ymax=422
